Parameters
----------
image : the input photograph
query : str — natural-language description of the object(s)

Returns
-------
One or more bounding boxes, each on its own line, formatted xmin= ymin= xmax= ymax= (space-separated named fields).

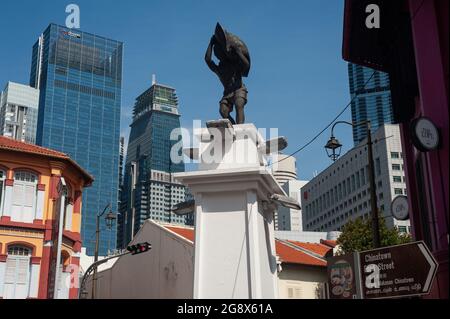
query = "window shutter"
xmin=12 ymin=183 xmax=25 ymax=206
xmin=24 ymin=185 xmax=36 ymax=207
xmin=5 ymin=257 xmax=17 ymax=283
xmin=16 ymin=258 xmax=29 ymax=284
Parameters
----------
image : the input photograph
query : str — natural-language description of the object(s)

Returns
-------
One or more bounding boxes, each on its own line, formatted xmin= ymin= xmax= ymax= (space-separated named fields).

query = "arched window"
xmin=12 ymin=171 xmax=38 ymax=223
xmin=0 ymin=170 xmax=6 ymax=216
xmin=4 ymin=244 xmax=32 ymax=299
xmin=7 ymin=245 xmax=32 ymax=256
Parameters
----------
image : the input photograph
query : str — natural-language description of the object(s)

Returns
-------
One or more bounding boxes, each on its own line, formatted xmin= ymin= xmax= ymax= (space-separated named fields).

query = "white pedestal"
xmin=174 ymin=123 xmax=285 ymax=299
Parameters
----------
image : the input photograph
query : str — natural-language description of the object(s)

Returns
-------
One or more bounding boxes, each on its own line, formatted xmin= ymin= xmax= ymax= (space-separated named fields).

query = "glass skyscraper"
xmin=348 ymin=63 xmax=394 ymax=145
xmin=117 ymin=80 xmax=186 ymax=249
xmin=30 ymin=24 xmax=123 ymax=255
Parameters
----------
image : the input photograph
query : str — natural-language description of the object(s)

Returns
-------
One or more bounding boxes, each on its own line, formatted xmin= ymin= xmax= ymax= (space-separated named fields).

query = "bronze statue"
xmin=205 ymin=23 xmax=251 ymax=125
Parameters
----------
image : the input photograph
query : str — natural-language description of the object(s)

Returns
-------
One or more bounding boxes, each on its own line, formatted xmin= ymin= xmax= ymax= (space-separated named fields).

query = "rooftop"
xmin=0 ymin=136 xmax=93 ymax=185
xmin=163 ymin=223 xmax=335 ymax=267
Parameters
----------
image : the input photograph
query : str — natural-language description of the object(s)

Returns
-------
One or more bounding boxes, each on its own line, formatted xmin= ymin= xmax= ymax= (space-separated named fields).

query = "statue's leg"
xmin=235 ymin=97 xmax=247 ymax=124
xmin=220 ymin=101 xmax=235 ymax=125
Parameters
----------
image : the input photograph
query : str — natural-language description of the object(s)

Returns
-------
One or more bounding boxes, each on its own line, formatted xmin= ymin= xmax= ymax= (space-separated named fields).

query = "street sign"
xmin=391 ymin=196 xmax=409 ymax=221
xmin=359 ymin=241 xmax=438 ymax=299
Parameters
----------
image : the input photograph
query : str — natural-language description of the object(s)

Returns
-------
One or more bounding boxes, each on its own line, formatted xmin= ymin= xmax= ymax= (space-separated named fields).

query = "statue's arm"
xmin=234 ymin=48 xmax=250 ymax=73
xmin=205 ymin=37 xmax=218 ymax=73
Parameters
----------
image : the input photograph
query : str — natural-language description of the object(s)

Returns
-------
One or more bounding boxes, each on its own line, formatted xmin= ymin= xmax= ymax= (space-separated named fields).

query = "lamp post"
xmin=325 ymin=120 xmax=381 ymax=248
xmin=91 ymin=203 xmax=117 ymax=299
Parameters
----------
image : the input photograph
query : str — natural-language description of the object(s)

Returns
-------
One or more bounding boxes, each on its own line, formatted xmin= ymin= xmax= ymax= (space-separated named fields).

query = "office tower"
xmin=117 ymin=78 xmax=186 ymax=249
xmin=348 ymin=63 xmax=394 ymax=145
xmin=0 ymin=82 xmax=39 ymax=144
xmin=116 ymin=136 xmax=125 ymax=250
xmin=30 ymin=24 xmax=123 ymax=255
xmin=302 ymin=124 xmax=410 ymax=234
xmin=272 ymin=154 xmax=308 ymax=232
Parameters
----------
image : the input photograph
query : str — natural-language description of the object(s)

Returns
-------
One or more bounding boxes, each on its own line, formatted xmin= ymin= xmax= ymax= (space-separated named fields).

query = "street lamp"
xmin=324 ymin=136 xmax=343 ymax=162
xmin=324 ymin=120 xmax=381 ymax=248
xmin=92 ymin=203 xmax=117 ymax=299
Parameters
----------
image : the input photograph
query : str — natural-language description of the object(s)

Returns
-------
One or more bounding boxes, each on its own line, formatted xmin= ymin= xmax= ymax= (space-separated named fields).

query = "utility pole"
xmin=91 ymin=203 xmax=114 ymax=299
xmin=365 ymin=122 xmax=381 ymax=248
xmin=325 ymin=120 xmax=381 ymax=248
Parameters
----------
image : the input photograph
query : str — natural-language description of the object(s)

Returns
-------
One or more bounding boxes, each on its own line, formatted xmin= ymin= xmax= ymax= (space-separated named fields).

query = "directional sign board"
xmin=359 ymin=241 xmax=438 ymax=299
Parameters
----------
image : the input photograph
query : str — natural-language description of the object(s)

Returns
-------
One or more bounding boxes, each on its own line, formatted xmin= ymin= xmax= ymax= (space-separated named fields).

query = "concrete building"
xmin=85 ymin=220 xmax=335 ymax=299
xmin=0 ymin=136 xmax=93 ymax=299
xmin=302 ymin=124 xmax=410 ymax=233
xmin=0 ymin=82 xmax=39 ymax=144
xmin=272 ymin=154 xmax=308 ymax=231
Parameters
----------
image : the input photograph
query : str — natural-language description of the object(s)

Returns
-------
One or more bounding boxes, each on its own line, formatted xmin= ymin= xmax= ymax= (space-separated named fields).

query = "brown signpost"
xmin=359 ymin=241 xmax=438 ymax=299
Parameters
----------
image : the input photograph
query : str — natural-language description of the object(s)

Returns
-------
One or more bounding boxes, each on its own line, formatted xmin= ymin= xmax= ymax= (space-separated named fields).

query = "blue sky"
xmin=0 ymin=0 xmax=354 ymax=180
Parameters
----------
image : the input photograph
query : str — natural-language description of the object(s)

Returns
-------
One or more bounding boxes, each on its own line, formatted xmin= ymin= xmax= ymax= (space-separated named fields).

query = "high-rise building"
xmin=302 ymin=124 xmax=410 ymax=234
xmin=348 ymin=63 xmax=394 ymax=145
xmin=0 ymin=82 xmax=39 ymax=144
xmin=30 ymin=24 xmax=123 ymax=255
xmin=117 ymin=78 xmax=186 ymax=249
xmin=272 ymin=154 xmax=308 ymax=232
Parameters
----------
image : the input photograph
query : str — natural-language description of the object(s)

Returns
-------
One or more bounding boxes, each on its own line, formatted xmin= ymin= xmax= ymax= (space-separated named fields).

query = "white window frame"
xmin=4 ymin=245 xmax=32 ymax=299
xmin=12 ymin=171 xmax=38 ymax=223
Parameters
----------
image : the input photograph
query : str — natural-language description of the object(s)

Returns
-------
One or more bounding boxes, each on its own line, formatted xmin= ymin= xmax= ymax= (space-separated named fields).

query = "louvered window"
xmin=12 ymin=171 xmax=37 ymax=223
xmin=4 ymin=246 xmax=31 ymax=299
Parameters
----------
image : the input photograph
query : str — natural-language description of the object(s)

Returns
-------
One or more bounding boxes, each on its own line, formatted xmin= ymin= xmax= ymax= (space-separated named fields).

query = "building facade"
xmin=348 ymin=63 xmax=394 ymax=145
xmin=117 ymin=80 xmax=186 ymax=249
xmin=30 ymin=24 xmax=123 ymax=255
xmin=342 ymin=0 xmax=448 ymax=298
xmin=272 ymin=154 xmax=308 ymax=232
xmin=302 ymin=124 xmax=410 ymax=233
xmin=0 ymin=136 xmax=93 ymax=299
xmin=0 ymin=82 xmax=39 ymax=144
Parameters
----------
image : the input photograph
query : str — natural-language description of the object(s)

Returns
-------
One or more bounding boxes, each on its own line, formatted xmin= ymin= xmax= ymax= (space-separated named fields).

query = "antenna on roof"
xmin=152 ymin=74 xmax=156 ymax=86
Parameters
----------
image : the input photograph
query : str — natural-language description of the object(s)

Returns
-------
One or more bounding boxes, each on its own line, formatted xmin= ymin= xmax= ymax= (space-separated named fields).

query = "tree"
xmin=336 ymin=215 xmax=411 ymax=255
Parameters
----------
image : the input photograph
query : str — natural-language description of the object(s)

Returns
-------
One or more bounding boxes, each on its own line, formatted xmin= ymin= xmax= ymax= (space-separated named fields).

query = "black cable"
xmin=268 ymin=71 xmax=376 ymax=167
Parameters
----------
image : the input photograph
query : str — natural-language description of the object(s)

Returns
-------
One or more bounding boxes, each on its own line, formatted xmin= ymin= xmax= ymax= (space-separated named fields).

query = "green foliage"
xmin=336 ymin=215 xmax=411 ymax=255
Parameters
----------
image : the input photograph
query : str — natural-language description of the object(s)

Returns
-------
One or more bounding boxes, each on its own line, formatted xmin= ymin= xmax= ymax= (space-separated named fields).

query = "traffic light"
xmin=127 ymin=242 xmax=152 ymax=255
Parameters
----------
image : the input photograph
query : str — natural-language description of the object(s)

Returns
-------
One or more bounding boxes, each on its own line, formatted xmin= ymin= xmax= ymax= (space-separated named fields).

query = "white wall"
xmin=278 ymin=264 xmax=327 ymax=299
xmin=85 ymin=221 xmax=194 ymax=299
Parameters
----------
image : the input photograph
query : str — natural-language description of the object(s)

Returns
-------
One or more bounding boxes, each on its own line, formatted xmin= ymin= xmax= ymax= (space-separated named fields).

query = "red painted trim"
xmin=37 ymin=184 xmax=46 ymax=191
xmin=50 ymin=175 xmax=61 ymax=199
xmin=0 ymin=218 xmax=46 ymax=231
xmin=63 ymin=230 xmax=81 ymax=243
xmin=0 ymin=242 xmax=2 ymax=254
xmin=73 ymin=191 xmax=82 ymax=214
xmin=38 ymin=245 xmax=51 ymax=299
xmin=73 ymin=241 xmax=82 ymax=253
xmin=33 ymin=219 xmax=44 ymax=225
xmin=0 ymin=216 xmax=11 ymax=222
xmin=0 ymin=254 xmax=7 ymax=262
xmin=6 ymin=241 xmax=37 ymax=257
xmin=31 ymin=256 xmax=42 ymax=265
xmin=5 ymin=179 xmax=13 ymax=186
xmin=44 ymin=220 xmax=53 ymax=241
